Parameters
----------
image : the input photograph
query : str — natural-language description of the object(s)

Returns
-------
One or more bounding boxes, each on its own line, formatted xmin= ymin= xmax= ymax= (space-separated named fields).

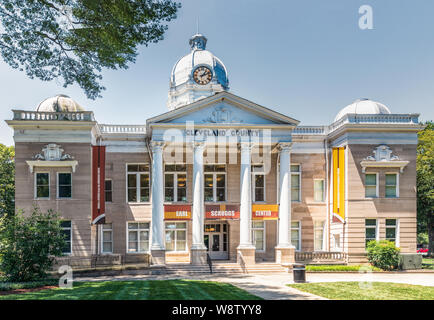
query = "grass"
xmin=422 ymin=258 xmax=434 ymax=270
xmin=0 ymin=280 xmax=262 ymax=300
xmin=306 ymin=265 xmax=381 ymax=272
xmin=288 ymin=282 xmax=434 ymax=300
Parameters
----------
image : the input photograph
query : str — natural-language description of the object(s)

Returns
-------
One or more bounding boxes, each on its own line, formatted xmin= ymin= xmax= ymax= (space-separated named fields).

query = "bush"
xmin=0 ymin=207 xmax=66 ymax=282
xmin=366 ymin=240 xmax=400 ymax=271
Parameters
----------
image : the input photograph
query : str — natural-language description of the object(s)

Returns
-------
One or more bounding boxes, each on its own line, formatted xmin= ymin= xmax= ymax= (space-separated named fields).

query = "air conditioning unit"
xmin=399 ymin=254 xmax=422 ymax=270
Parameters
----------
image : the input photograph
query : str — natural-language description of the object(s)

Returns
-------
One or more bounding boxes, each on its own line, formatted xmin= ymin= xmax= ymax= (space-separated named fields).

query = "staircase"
xmin=163 ymin=261 xmax=288 ymax=275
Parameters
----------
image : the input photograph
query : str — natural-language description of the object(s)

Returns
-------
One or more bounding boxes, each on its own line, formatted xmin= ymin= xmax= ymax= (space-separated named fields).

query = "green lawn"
xmin=0 ymin=280 xmax=261 ymax=300
xmin=288 ymin=282 xmax=434 ymax=300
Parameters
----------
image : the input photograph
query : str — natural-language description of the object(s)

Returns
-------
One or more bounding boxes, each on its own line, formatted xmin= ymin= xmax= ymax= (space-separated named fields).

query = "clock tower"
xmin=167 ymin=34 xmax=229 ymax=110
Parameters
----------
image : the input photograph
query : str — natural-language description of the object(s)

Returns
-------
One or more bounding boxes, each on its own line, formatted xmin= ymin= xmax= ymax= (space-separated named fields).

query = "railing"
xmin=206 ymin=253 xmax=213 ymax=274
xmin=12 ymin=110 xmax=95 ymax=121
xmin=293 ymin=126 xmax=326 ymax=135
xmin=327 ymin=113 xmax=419 ymax=133
xmin=295 ymin=251 xmax=348 ymax=264
xmin=99 ymin=124 xmax=146 ymax=134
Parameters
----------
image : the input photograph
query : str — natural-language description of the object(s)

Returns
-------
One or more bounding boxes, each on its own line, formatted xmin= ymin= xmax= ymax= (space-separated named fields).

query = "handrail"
xmin=206 ymin=253 xmax=212 ymax=274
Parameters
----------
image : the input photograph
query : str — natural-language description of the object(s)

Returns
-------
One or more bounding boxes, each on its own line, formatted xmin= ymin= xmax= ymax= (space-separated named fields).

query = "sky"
xmin=1 ymin=0 xmax=434 ymax=146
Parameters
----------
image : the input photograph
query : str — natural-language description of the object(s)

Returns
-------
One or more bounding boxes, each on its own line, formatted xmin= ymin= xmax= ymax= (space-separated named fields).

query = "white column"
xmin=151 ymin=141 xmax=165 ymax=251
xmin=238 ymin=142 xmax=254 ymax=248
xmin=277 ymin=142 xmax=293 ymax=248
xmin=191 ymin=141 xmax=206 ymax=250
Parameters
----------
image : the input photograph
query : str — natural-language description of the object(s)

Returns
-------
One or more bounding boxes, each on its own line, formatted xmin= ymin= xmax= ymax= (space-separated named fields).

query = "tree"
xmin=417 ymin=121 xmax=434 ymax=256
xmin=0 ymin=0 xmax=180 ymax=99
xmin=0 ymin=144 xmax=14 ymax=218
xmin=0 ymin=207 xmax=66 ymax=282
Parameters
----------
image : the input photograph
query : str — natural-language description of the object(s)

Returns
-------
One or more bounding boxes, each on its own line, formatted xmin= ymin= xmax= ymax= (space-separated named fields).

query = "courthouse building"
xmin=6 ymin=34 xmax=422 ymax=267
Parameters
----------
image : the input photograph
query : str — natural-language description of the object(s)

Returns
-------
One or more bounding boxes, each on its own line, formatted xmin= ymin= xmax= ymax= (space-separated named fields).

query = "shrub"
xmin=0 ymin=207 xmax=66 ymax=282
xmin=366 ymin=240 xmax=400 ymax=271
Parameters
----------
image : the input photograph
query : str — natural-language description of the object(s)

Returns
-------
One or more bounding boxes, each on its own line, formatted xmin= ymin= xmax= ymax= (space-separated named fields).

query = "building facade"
xmin=6 ymin=34 xmax=422 ymax=267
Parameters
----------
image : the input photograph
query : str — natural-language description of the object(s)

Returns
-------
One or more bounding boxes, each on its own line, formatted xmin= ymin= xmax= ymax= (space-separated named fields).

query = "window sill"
xmin=34 ymin=198 xmax=50 ymax=200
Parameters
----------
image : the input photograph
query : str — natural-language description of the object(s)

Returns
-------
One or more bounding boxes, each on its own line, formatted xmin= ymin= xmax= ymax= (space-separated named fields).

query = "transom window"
xmin=127 ymin=222 xmax=150 ymax=252
xmin=291 ymin=165 xmax=301 ymax=202
xmin=252 ymin=165 xmax=265 ymax=202
xmin=164 ymin=164 xmax=187 ymax=202
xmin=204 ymin=164 xmax=226 ymax=202
xmin=386 ymin=219 xmax=398 ymax=245
xmin=61 ymin=221 xmax=72 ymax=254
xmin=365 ymin=173 xmax=378 ymax=198
xmin=291 ymin=221 xmax=301 ymax=251
xmin=165 ymin=222 xmax=187 ymax=252
xmin=252 ymin=221 xmax=265 ymax=251
xmin=35 ymin=172 xmax=50 ymax=198
xmin=101 ymin=223 xmax=113 ymax=253
xmin=385 ymin=174 xmax=398 ymax=198
xmin=127 ymin=164 xmax=150 ymax=203
xmin=365 ymin=219 xmax=378 ymax=247
xmin=57 ymin=173 xmax=72 ymax=198
xmin=314 ymin=179 xmax=325 ymax=202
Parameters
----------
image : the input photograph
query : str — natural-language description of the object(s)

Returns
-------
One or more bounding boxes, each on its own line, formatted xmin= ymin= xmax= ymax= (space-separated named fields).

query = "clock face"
xmin=193 ymin=66 xmax=212 ymax=85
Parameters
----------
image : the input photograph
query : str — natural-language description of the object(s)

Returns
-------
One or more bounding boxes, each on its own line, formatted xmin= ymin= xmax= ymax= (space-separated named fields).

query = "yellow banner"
xmin=164 ymin=205 xmax=191 ymax=220
xmin=332 ymin=147 xmax=345 ymax=221
xmin=252 ymin=204 xmax=279 ymax=220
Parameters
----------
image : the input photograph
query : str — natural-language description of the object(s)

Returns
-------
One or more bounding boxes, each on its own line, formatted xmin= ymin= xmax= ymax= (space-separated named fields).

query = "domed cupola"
xmin=334 ymin=98 xmax=391 ymax=122
xmin=167 ymin=33 xmax=229 ymax=110
xmin=36 ymin=94 xmax=85 ymax=112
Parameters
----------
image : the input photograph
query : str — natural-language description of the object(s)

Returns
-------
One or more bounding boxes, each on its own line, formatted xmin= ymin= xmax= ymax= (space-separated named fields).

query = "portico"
xmin=146 ymin=91 xmax=299 ymax=266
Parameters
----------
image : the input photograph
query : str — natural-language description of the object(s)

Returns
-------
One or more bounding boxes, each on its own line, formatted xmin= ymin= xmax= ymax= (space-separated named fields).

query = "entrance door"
xmin=204 ymin=222 xmax=228 ymax=260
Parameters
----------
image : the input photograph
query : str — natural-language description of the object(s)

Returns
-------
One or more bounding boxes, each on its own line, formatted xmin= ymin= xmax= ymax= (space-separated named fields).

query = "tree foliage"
xmin=0 ymin=144 xmax=14 ymax=218
xmin=417 ymin=121 xmax=434 ymax=256
xmin=0 ymin=0 xmax=180 ymax=99
xmin=0 ymin=207 xmax=66 ymax=282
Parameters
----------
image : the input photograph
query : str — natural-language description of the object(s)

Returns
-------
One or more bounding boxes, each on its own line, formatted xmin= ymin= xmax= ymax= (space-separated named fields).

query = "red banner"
xmin=205 ymin=204 xmax=240 ymax=219
xmin=92 ymin=146 xmax=105 ymax=224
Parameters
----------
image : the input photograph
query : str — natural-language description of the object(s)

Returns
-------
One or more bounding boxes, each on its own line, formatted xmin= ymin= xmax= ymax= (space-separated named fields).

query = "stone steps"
xmin=163 ymin=262 xmax=288 ymax=275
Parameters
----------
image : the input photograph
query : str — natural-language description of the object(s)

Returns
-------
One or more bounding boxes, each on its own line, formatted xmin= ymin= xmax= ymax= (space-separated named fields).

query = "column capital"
xmin=150 ymin=141 xmax=165 ymax=153
xmin=239 ymin=142 xmax=254 ymax=152
xmin=277 ymin=142 xmax=292 ymax=152
xmin=192 ymin=141 xmax=206 ymax=150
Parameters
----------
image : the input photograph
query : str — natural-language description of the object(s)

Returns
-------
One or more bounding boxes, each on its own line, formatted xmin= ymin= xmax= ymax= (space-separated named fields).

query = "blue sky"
xmin=1 ymin=0 xmax=433 ymax=146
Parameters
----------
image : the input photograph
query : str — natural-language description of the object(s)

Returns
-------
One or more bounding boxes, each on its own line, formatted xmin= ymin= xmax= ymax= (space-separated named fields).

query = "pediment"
xmin=147 ymin=92 xmax=299 ymax=127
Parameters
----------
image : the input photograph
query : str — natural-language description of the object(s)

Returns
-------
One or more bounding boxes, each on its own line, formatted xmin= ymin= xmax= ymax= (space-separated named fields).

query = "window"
xmin=57 ymin=173 xmax=72 ymax=198
xmin=291 ymin=221 xmax=301 ymax=251
xmin=386 ymin=219 xmax=398 ymax=245
xmin=291 ymin=165 xmax=301 ymax=202
xmin=252 ymin=221 xmax=265 ymax=251
xmin=314 ymin=221 xmax=325 ymax=251
xmin=204 ymin=165 xmax=226 ymax=202
xmin=333 ymin=234 xmax=341 ymax=250
xmin=61 ymin=221 xmax=72 ymax=254
xmin=105 ymin=180 xmax=112 ymax=202
xmin=101 ymin=223 xmax=113 ymax=253
xmin=127 ymin=164 xmax=150 ymax=203
xmin=365 ymin=219 xmax=378 ymax=247
xmin=35 ymin=172 xmax=49 ymax=198
xmin=385 ymin=174 xmax=398 ymax=198
xmin=365 ymin=173 xmax=378 ymax=198
xmin=164 ymin=164 xmax=187 ymax=202
xmin=127 ymin=222 xmax=150 ymax=252
xmin=252 ymin=165 xmax=265 ymax=202
xmin=314 ymin=179 xmax=325 ymax=202
xmin=165 ymin=222 xmax=187 ymax=251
